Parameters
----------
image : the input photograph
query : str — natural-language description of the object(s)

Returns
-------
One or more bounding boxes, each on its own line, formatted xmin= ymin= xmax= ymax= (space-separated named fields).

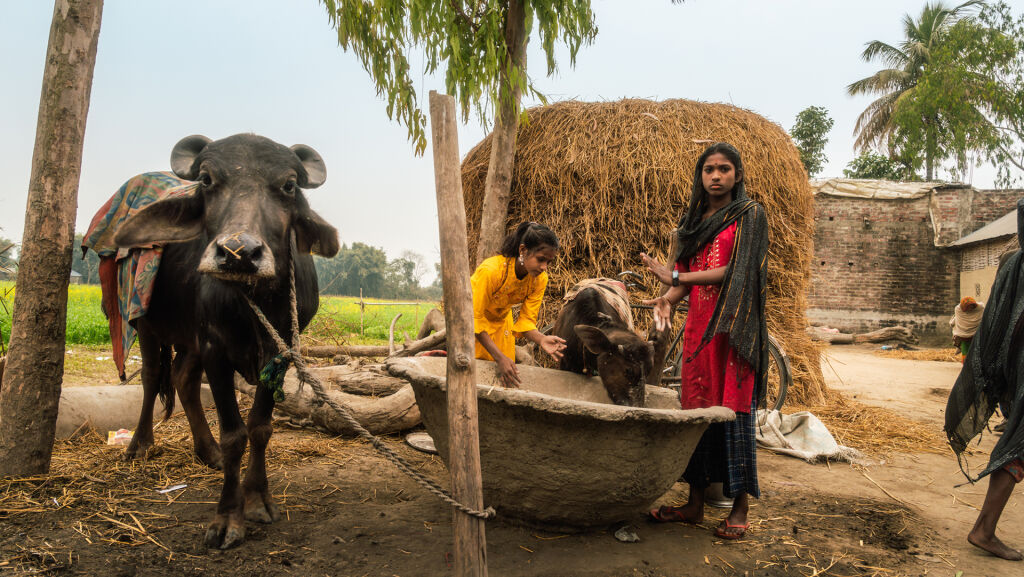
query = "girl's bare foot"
xmin=968 ymin=530 xmax=1024 ymax=561
xmin=648 ymin=504 xmax=703 ymax=524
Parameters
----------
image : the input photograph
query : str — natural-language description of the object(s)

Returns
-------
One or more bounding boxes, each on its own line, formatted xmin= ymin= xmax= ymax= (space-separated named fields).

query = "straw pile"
xmin=461 ymin=99 xmax=826 ymax=404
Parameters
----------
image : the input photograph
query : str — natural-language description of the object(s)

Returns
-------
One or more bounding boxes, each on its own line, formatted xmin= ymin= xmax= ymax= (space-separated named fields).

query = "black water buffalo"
xmin=113 ymin=133 xmax=339 ymax=549
xmin=552 ymin=279 xmax=654 ymax=407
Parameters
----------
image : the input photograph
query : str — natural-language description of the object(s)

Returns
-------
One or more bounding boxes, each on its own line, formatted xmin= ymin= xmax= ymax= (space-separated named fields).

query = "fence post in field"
xmin=359 ymin=288 xmax=364 ymax=335
xmin=428 ymin=90 xmax=488 ymax=577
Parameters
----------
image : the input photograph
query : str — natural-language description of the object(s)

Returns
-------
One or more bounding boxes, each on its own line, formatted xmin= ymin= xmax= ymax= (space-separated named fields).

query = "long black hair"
xmin=498 ymin=221 xmax=559 ymax=258
xmin=676 ymin=142 xmax=749 ymax=263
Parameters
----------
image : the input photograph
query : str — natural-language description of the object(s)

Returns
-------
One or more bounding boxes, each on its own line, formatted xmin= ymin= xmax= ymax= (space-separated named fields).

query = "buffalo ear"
xmin=290 ymin=144 xmax=326 ymax=188
xmin=170 ymin=135 xmax=211 ymax=180
xmin=574 ymin=325 xmax=614 ymax=356
xmin=113 ymin=194 xmax=205 ymax=247
xmin=295 ymin=209 xmax=339 ymax=257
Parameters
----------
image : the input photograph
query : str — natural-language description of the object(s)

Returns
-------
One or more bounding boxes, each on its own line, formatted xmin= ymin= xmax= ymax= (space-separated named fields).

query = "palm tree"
xmin=847 ymin=0 xmax=983 ymax=180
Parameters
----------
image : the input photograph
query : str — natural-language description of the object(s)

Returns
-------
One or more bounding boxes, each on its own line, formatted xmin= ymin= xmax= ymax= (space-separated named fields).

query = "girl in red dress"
xmin=642 ymin=142 xmax=769 ymax=540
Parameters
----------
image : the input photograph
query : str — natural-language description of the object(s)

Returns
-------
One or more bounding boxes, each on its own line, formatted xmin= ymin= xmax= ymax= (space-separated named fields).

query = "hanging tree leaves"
xmin=320 ymin=1 xmax=598 ymax=154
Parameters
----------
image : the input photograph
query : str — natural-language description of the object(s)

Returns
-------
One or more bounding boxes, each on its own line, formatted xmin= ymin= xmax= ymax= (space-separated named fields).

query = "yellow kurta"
xmin=471 ymin=255 xmax=548 ymax=361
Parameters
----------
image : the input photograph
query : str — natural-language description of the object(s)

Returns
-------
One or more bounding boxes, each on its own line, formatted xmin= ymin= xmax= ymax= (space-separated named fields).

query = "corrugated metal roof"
xmin=811 ymin=178 xmax=960 ymax=200
xmin=951 ymin=209 xmax=1017 ymax=247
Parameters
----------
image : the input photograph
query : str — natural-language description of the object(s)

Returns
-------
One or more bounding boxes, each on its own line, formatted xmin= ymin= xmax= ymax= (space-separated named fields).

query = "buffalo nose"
xmin=214 ymin=232 xmax=265 ymax=271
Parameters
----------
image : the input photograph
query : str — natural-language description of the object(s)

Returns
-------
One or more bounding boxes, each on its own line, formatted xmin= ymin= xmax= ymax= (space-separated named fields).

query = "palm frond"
xmin=861 ymin=40 xmax=909 ymax=69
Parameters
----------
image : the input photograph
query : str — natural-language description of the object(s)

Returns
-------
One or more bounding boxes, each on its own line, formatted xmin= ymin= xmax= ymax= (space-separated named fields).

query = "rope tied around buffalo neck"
xmin=244 ymin=236 xmax=495 ymax=520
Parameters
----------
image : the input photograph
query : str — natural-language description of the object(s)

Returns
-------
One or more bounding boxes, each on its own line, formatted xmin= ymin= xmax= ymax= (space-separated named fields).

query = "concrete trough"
xmin=387 ymin=356 xmax=734 ymax=531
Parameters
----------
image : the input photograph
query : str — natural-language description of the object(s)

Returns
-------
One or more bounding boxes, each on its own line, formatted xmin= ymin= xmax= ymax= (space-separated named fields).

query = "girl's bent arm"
xmin=475 ymin=331 xmax=521 ymax=387
xmin=680 ymin=265 xmax=727 ymax=286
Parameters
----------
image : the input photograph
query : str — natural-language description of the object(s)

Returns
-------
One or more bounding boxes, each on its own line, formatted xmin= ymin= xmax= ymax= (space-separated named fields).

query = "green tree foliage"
xmin=842 ymin=152 xmax=919 ymax=180
xmin=70 ymin=233 xmax=100 ymax=284
xmin=314 ymin=243 xmax=439 ymax=299
xmin=847 ymin=1 xmax=985 ymax=180
xmin=904 ymin=1 xmax=1024 ymax=185
xmin=319 ymin=0 xmax=598 ymax=153
xmin=0 ymin=236 xmax=16 ymax=277
xmin=790 ymin=106 xmax=834 ymax=176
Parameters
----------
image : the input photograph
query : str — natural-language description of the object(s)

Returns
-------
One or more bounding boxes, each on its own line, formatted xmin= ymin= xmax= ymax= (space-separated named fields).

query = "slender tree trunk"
xmin=0 ymin=0 xmax=103 ymax=477
xmin=925 ymin=117 xmax=936 ymax=181
xmin=475 ymin=0 xmax=527 ymax=265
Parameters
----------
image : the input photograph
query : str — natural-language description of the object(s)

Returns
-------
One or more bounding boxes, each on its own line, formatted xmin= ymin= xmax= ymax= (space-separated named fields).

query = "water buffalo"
xmin=552 ymin=279 xmax=654 ymax=406
xmin=112 ymin=133 xmax=339 ymax=549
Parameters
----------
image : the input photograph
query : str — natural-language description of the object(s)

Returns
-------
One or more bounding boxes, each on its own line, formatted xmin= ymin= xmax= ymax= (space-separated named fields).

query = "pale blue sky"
xmin=2 ymin=0 xmax=1020 ymax=278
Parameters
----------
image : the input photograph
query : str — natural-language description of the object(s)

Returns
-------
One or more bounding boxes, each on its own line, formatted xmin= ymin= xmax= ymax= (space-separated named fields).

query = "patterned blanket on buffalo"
xmin=82 ymin=172 xmax=198 ymax=379
xmin=562 ymin=278 xmax=634 ymax=331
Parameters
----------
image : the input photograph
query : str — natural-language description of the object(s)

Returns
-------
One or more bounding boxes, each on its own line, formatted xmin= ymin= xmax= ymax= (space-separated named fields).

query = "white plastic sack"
xmin=756 ymin=409 xmax=864 ymax=464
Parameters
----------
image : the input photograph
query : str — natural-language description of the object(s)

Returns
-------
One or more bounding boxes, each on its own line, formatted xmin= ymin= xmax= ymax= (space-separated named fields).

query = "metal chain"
xmin=242 ymin=238 xmax=495 ymax=520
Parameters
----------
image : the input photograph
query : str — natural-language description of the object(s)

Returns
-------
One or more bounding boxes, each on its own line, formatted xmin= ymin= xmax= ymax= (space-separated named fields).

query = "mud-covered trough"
xmin=387 ymin=356 xmax=734 ymax=531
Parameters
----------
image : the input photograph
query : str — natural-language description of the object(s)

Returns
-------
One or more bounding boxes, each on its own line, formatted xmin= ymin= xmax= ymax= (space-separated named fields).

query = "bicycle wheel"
xmin=761 ymin=334 xmax=792 ymax=412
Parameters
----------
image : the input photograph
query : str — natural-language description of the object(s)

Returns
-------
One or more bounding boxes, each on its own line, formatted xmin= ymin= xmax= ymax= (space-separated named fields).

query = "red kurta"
xmin=676 ymin=222 xmax=755 ymax=413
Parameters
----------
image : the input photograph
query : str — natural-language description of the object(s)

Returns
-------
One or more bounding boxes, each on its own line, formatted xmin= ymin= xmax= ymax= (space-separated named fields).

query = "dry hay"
xmin=462 ymin=99 xmax=825 ymax=404
xmin=876 ymin=348 xmax=960 ymax=363
xmin=0 ymin=402 xmax=422 ymax=572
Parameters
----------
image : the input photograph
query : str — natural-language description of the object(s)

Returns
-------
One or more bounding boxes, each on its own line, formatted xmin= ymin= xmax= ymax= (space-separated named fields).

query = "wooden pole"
xmin=428 ymin=90 xmax=487 ymax=577
xmin=359 ymin=288 xmax=364 ymax=335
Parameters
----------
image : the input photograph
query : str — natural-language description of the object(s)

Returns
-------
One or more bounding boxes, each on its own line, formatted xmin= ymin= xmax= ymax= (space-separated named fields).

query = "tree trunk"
xmin=925 ymin=117 xmax=936 ymax=181
xmin=234 ymin=372 xmax=420 ymax=435
xmin=474 ymin=0 xmax=528 ymax=265
xmin=0 ymin=0 xmax=103 ymax=477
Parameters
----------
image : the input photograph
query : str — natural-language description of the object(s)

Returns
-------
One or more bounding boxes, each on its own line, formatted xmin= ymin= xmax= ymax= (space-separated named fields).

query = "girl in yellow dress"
xmin=472 ymin=222 xmax=567 ymax=387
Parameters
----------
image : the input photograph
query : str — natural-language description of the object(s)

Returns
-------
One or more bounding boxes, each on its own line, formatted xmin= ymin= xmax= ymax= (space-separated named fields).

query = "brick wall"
xmin=808 ymin=184 xmax=1019 ymax=338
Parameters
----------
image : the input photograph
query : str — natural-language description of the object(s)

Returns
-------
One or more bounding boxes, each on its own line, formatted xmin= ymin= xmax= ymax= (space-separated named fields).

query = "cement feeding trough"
xmin=386 ymin=356 xmax=734 ymax=531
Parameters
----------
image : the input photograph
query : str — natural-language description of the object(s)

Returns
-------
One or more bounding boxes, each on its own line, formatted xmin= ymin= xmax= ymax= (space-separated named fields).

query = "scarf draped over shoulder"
xmin=675 ymin=188 xmax=770 ymax=402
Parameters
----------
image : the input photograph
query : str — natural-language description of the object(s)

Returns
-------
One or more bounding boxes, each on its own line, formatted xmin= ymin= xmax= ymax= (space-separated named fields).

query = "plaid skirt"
xmin=681 ymin=402 xmax=760 ymax=499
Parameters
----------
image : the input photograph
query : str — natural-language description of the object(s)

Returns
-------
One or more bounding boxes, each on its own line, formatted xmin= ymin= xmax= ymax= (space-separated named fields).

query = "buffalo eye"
xmin=199 ymin=172 xmax=213 ymax=187
xmin=282 ymin=180 xmax=297 ymax=196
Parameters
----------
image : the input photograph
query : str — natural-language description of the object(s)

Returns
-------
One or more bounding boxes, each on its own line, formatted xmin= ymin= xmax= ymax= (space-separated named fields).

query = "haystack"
xmin=461 ymin=99 xmax=826 ymax=404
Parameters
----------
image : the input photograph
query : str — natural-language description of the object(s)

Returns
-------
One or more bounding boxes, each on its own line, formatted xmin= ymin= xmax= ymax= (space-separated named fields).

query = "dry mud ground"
xmin=1 ymin=345 xmax=1018 ymax=576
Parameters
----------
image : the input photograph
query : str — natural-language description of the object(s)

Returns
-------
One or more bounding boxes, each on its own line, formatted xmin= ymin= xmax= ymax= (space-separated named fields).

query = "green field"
xmin=0 ymin=281 xmax=438 ymax=347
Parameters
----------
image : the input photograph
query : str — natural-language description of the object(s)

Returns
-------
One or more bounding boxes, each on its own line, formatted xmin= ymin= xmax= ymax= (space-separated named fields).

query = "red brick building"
xmin=808 ymin=179 xmax=1021 ymax=339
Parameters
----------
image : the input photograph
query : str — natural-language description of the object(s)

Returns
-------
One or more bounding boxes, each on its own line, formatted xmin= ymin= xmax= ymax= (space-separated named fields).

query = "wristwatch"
xmin=671 ymin=269 xmax=679 ymax=287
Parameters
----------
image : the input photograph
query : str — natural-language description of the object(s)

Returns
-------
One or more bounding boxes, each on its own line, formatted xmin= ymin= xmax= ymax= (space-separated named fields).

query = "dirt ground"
xmin=1 ymin=344 xmax=1018 ymax=576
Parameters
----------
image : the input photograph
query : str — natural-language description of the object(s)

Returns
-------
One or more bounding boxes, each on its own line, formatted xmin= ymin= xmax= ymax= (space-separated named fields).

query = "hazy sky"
xmin=2 ymin=0 xmax=1021 ymax=278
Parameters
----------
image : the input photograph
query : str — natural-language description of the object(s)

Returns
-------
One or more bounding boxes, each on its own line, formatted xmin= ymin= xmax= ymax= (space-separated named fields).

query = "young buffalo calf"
xmin=552 ymin=279 xmax=654 ymax=406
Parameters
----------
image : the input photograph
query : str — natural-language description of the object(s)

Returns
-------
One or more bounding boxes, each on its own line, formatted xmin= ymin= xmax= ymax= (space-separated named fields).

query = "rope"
xmin=243 ymin=237 xmax=495 ymax=520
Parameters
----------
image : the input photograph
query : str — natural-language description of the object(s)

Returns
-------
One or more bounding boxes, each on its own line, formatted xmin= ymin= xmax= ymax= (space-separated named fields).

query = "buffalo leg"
xmin=124 ymin=330 xmax=162 ymax=460
xmin=172 ymin=349 xmax=222 ymax=469
xmin=202 ymin=361 xmax=249 ymax=550
xmin=242 ymin=378 xmax=279 ymax=524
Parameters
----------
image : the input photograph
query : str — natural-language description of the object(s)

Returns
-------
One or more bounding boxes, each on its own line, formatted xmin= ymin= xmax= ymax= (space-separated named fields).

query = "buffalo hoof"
xmin=123 ymin=440 xmax=162 ymax=461
xmin=204 ymin=516 xmax=246 ymax=550
xmin=244 ymin=493 xmax=280 ymax=524
xmin=195 ymin=444 xmax=223 ymax=470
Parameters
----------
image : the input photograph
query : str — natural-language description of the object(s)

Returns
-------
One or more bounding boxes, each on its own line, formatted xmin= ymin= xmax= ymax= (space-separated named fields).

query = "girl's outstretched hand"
xmin=539 ymin=334 xmax=567 ymax=362
xmin=641 ymin=252 xmax=673 ymax=286
xmin=643 ymin=296 xmax=673 ymax=332
xmin=496 ymin=354 xmax=522 ymax=388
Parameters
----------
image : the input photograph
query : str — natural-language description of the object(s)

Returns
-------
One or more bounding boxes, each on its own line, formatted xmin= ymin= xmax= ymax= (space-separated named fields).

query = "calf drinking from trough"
xmin=108 ymin=134 xmax=339 ymax=549
xmin=552 ymin=278 xmax=654 ymax=407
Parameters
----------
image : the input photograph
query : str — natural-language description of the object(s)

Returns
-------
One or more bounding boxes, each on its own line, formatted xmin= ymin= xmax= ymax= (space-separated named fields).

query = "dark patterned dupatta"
xmin=676 ymin=183 xmax=770 ymax=403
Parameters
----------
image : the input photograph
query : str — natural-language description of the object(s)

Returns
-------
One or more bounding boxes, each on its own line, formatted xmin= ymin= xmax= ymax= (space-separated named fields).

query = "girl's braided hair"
xmin=498 ymin=221 xmax=559 ymax=258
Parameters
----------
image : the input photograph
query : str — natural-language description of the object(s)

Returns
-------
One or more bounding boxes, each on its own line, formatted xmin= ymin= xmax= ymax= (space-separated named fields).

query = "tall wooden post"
xmin=0 ymin=0 xmax=104 ymax=476
xmin=428 ymin=91 xmax=488 ymax=577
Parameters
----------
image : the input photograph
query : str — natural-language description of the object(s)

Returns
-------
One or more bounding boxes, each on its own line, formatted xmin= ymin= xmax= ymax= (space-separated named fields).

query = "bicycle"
xmin=617 ymin=271 xmax=792 ymax=412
